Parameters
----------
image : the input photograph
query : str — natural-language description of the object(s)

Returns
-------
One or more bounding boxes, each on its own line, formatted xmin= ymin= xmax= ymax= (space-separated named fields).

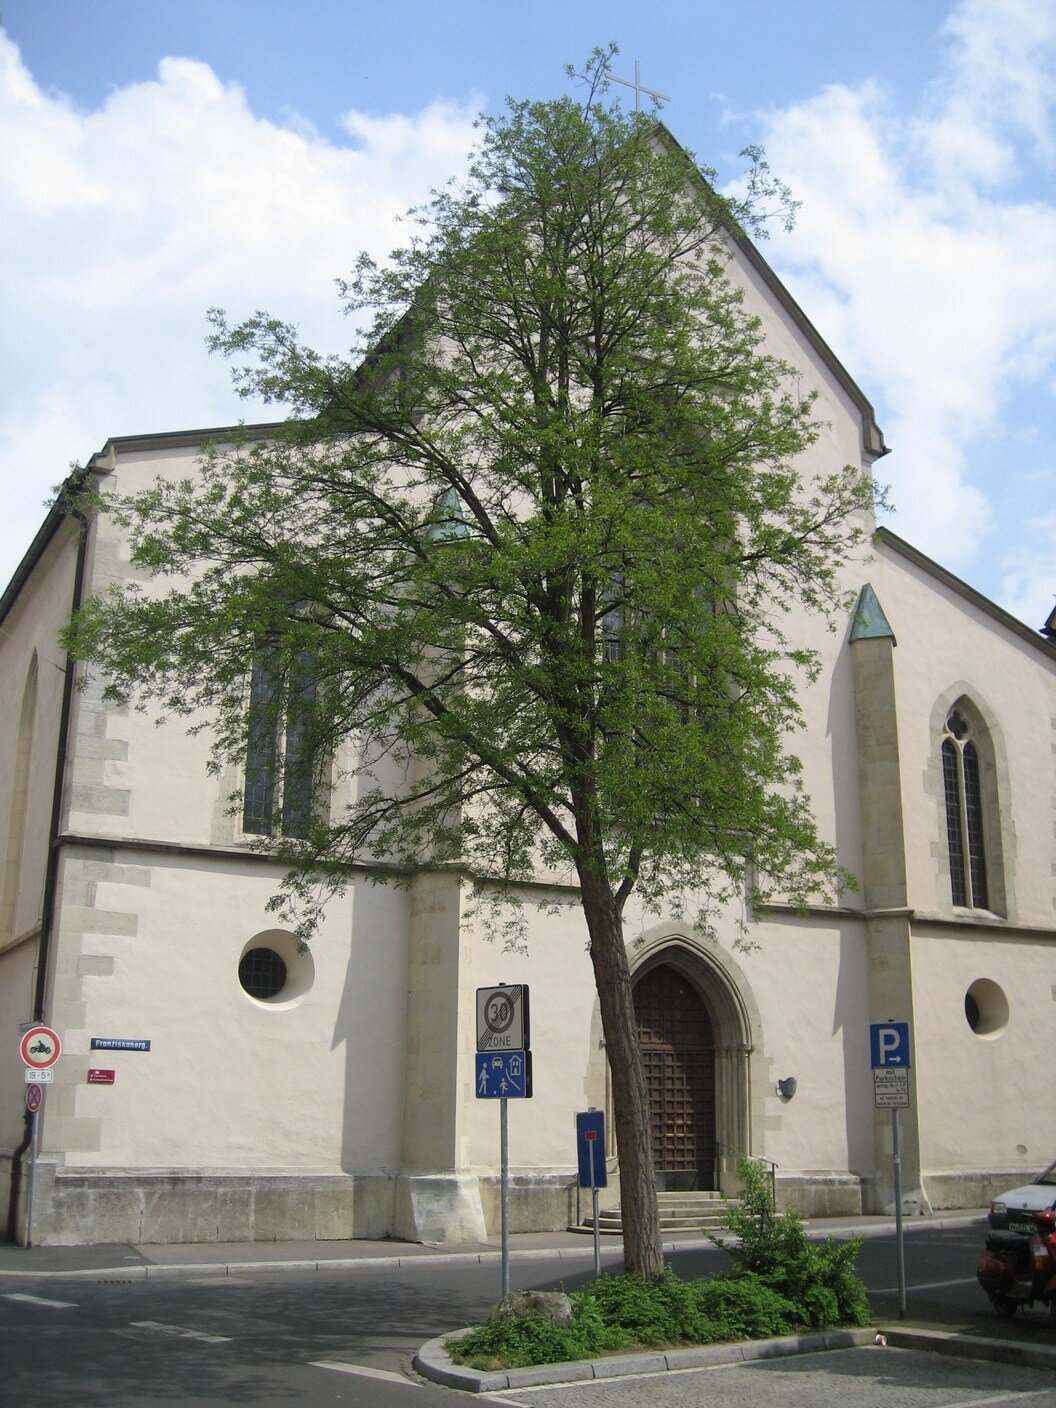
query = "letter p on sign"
xmin=870 ymin=1022 xmax=911 ymax=1069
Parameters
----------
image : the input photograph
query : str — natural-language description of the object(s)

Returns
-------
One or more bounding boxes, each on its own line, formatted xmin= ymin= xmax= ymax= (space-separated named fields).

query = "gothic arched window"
xmin=242 ymin=640 xmax=318 ymax=840
xmin=941 ymin=709 xmax=988 ymax=909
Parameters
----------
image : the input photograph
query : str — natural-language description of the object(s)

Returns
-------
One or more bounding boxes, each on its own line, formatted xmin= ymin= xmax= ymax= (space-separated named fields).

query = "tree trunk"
xmin=579 ymin=867 xmax=664 ymax=1280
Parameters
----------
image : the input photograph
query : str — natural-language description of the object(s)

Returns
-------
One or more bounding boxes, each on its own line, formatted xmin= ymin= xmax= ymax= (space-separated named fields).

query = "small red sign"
xmin=87 ymin=1068 xmax=115 ymax=1085
xmin=25 ymin=1083 xmax=42 ymax=1113
xmin=584 ymin=1130 xmax=597 ymax=1141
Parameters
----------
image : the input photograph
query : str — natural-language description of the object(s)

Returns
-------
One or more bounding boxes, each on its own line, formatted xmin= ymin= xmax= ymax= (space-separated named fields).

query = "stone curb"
xmin=881 ymin=1326 xmax=1056 ymax=1373
xmin=414 ymin=1327 xmax=879 ymax=1392
xmin=0 ymin=1246 xmax=621 ymax=1281
xmin=0 ymin=1211 xmax=985 ymax=1283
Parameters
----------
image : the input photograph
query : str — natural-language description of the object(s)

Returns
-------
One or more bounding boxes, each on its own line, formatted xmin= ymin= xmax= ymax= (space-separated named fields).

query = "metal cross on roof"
xmin=610 ymin=60 xmax=669 ymax=112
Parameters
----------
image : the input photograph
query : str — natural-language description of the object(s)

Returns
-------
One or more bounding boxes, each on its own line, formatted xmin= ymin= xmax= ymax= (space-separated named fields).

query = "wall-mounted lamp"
xmin=777 ymin=1076 xmax=797 ymax=1101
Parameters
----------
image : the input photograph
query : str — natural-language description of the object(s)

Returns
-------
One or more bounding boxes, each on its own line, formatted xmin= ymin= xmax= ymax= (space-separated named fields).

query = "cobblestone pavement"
xmin=493 ymin=1346 xmax=1056 ymax=1408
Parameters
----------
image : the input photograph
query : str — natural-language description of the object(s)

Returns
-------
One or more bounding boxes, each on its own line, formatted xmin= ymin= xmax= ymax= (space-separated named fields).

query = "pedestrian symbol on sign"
xmin=474 ymin=1050 xmax=532 ymax=1099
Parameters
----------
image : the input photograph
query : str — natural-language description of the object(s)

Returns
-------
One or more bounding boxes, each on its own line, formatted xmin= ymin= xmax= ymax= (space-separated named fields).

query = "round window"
xmin=237 ymin=930 xmax=314 ymax=1008
xmin=239 ymin=947 xmax=288 ymax=1000
xmin=964 ymin=978 xmax=1008 ymax=1038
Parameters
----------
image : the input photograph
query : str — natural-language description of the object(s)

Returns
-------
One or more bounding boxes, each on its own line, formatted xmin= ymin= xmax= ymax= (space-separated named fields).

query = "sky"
xmin=1 ymin=0 xmax=1054 ymax=629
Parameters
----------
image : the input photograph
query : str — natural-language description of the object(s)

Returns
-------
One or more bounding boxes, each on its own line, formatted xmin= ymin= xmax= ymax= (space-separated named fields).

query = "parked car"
xmin=989 ymin=1162 xmax=1056 ymax=1230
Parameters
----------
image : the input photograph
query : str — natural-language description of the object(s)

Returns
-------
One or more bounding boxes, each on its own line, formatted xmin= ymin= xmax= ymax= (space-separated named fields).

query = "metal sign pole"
xmin=500 ymin=1096 xmax=510 ymax=1297
xmin=26 ymin=1107 xmax=39 ymax=1249
xmin=589 ymin=1135 xmax=601 ymax=1278
xmin=892 ymin=1106 xmax=906 ymax=1320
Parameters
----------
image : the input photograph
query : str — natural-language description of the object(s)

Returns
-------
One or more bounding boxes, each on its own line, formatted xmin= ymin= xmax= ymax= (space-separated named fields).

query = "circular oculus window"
xmin=964 ymin=978 xmax=1008 ymax=1038
xmin=238 ymin=930 xmax=314 ymax=1007
xmin=239 ymin=947 xmax=288 ymax=1000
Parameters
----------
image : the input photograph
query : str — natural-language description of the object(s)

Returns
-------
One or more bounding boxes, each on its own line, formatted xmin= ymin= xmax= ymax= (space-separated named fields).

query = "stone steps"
xmin=571 ymin=1191 xmax=741 ymax=1237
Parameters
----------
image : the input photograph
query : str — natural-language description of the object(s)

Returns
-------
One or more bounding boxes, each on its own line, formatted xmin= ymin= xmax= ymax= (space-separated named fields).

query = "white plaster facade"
xmin=2 ymin=213 xmax=1055 ymax=1247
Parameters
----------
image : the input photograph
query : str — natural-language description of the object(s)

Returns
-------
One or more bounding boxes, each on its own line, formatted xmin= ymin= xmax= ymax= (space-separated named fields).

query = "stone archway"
xmin=630 ymin=930 xmax=762 ymax=1195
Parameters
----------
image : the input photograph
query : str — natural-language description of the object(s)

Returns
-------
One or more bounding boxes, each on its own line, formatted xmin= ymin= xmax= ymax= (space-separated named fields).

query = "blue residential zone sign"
xmin=576 ymin=1109 xmax=607 ymax=1189
xmin=475 ymin=1050 xmax=532 ymax=1099
xmin=870 ymin=1022 xmax=911 ymax=1069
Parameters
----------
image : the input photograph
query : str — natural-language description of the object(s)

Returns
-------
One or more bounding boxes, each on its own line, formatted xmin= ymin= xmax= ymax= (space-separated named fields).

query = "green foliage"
xmin=448 ymin=1294 xmax=632 ymax=1369
xmin=64 ymin=47 xmax=881 ymax=1281
xmin=446 ymin=1259 xmax=865 ymax=1370
xmin=715 ymin=1156 xmax=871 ymax=1329
xmin=66 ymin=49 xmax=876 ymax=937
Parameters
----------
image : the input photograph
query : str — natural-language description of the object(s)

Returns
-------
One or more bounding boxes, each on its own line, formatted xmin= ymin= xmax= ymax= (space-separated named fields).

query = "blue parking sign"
xmin=870 ymin=1022 xmax=911 ymax=1068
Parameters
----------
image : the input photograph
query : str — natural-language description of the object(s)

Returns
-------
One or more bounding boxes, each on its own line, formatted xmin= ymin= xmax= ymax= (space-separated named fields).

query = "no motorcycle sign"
xmin=20 ymin=1025 xmax=61 ymax=1070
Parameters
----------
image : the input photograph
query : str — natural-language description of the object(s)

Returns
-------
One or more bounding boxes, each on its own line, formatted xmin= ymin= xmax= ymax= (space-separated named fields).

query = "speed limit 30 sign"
xmin=476 ymin=985 xmax=530 ymax=1052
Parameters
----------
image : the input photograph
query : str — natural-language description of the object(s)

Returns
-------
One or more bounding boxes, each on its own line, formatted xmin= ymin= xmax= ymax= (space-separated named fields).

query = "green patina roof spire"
xmin=425 ymin=485 xmax=473 ymax=543
xmin=850 ymin=583 xmax=896 ymax=644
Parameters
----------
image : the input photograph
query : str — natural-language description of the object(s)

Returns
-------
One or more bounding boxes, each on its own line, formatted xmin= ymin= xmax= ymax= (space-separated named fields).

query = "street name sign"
xmin=476 ymin=985 xmax=530 ymax=1052
xmin=475 ymin=1050 xmax=532 ymax=1099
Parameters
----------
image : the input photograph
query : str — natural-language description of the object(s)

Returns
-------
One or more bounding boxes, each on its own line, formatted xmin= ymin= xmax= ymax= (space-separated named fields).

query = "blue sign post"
xmin=870 ymin=1020 xmax=911 ymax=1321
xmin=576 ymin=1110 xmax=607 ymax=1188
xmin=475 ymin=985 xmax=533 ymax=1298
xmin=576 ymin=1110 xmax=606 ymax=1276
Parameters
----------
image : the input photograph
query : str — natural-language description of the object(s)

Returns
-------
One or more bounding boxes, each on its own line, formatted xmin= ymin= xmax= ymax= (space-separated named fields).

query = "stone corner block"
xmin=394 ymin=1173 xmax=487 ymax=1244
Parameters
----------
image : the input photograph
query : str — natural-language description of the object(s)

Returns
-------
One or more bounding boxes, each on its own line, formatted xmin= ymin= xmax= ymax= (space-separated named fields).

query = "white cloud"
xmin=0 ymin=34 xmax=478 ymax=586
xmin=999 ymin=509 xmax=1056 ymax=630
xmin=755 ymin=0 xmax=1056 ymax=617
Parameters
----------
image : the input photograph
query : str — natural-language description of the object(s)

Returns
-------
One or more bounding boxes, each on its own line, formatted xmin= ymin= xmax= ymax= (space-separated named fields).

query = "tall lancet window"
xmin=942 ymin=709 xmax=988 ymax=909
xmin=242 ymin=639 xmax=318 ymax=840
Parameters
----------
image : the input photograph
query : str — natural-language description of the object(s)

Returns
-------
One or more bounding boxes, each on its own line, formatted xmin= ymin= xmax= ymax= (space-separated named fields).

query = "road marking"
xmin=130 ymin=1320 xmax=231 ymax=1344
xmin=928 ymin=1393 xmax=1056 ymax=1408
xmin=3 ymin=1292 xmax=75 ymax=1308
xmin=311 ymin=1361 xmax=419 ymax=1384
xmin=873 ymin=1276 xmax=978 ymax=1293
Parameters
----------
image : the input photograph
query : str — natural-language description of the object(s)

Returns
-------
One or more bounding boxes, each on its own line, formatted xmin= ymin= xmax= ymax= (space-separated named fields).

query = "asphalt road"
xmin=3 ymin=1222 xmax=1054 ymax=1408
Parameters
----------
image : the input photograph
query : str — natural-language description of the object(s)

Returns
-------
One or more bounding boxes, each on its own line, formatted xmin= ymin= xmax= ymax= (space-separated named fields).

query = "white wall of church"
xmin=0 ymin=529 xmax=78 ymax=947
xmin=45 ymin=854 xmax=411 ymax=1174
xmin=738 ymin=915 xmax=873 ymax=1176
xmin=872 ymin=543 xmax=1056 ymax=928
xmin=912 ymin=930 xmax=1055 ymax=1181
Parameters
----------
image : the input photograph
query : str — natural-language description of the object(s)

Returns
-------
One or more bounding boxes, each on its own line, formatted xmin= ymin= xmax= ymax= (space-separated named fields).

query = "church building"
xmin=2 ymin=168 xmax=1055 ymax=1247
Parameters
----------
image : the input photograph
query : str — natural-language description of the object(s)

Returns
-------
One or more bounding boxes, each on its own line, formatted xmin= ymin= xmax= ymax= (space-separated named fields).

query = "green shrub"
xmin=448 ymin=1296 xmax=632 ymax=1370
xmin=448 ymin=1267 xmax=819 ymax=1369
xmin=446 ymin=1159 xmax=871 ymax=1370
xmin=715 ymin=1156 xmax=871 ymax=1329
xmin=692 ymin=1273 xmax=798 ymax=1339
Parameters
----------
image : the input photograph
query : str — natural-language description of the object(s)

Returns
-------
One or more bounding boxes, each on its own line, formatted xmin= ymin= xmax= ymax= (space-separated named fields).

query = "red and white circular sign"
xmin=25 ymin=1083 xmax=42 ymax=1114
xmin=20 ymin=1025 xmax=61 ymax=1070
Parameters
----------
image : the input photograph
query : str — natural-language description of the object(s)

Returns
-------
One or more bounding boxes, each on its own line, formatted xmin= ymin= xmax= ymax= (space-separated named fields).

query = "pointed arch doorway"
xmin=633 ymin=963 xmax=716 ymax=1191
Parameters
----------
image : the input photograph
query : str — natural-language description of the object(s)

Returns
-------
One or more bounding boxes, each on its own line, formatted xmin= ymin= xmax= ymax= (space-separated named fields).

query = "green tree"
xmin=68 ymin=52 xmax=877 ymax=1280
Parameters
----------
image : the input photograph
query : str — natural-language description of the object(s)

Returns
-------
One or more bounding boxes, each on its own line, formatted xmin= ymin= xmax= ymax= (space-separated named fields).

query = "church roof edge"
xmin=654 ymin=121 xmax=889 ymax=464
xmin=877 ymin=526 xmax=1056 ymax=662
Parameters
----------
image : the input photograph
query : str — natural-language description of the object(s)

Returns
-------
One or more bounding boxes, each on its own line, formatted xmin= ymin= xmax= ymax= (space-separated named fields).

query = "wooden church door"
xmin=633 ymin=964 xmax=716 ymax=1191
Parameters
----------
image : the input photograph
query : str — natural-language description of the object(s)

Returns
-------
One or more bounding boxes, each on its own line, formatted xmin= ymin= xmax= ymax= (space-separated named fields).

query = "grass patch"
xmin=447 ymin=1159 xmax=871 ymax=1370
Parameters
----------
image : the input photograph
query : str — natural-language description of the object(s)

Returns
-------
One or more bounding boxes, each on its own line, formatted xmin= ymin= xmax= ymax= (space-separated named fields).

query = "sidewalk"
xmin=0 ymin=1207 xmax=988 ymax=1281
